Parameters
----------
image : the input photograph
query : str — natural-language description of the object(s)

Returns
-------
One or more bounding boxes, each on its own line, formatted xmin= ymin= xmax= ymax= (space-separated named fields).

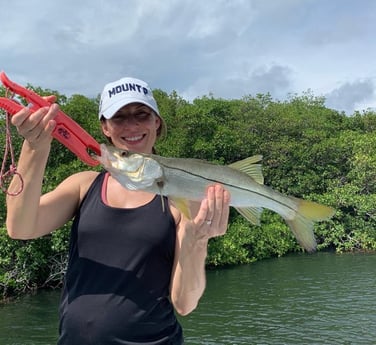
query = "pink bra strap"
xmin=101 ymin=172 xmax=110 ymax=205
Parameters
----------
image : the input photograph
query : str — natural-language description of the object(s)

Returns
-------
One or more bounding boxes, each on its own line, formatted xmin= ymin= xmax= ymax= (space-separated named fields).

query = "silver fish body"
xmin=96 ymin=144 xmax=335 ymax=252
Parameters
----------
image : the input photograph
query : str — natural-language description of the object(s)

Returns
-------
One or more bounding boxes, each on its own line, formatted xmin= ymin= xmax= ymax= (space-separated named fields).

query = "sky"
xmin=0 ymin=0 xmax=375 ymax=115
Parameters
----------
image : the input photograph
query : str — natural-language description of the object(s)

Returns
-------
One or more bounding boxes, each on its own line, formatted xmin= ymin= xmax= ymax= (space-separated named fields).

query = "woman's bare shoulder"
xmin=62 ymin=170 xmax=100 ymax=184
xmin=57 ymin=170 xmax=102 ymax=199
xmin=70 ymin=170 xmax=101 ymax=180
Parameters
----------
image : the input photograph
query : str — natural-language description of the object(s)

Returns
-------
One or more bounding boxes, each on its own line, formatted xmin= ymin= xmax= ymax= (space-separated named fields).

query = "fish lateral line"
xmin=157 ymin=162 xmax=294 ymax=212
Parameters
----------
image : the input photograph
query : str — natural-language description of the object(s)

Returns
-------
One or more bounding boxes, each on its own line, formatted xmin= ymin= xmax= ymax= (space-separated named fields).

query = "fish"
xmin=95 ymin=144 xmax=335 ymax=252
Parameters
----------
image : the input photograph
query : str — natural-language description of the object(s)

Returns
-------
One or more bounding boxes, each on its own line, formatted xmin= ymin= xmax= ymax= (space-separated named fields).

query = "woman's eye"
xmin=111 ymin=110 xmax=152 ymax=123
xmin=135 ymin=112 xmax=151 ymax=120
xmin=112 ymin=117 xmax=125 ymax=124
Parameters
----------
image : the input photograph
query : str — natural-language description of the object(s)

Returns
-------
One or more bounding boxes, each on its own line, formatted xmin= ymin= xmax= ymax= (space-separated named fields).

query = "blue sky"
xmin=0 ymin=0 xmax=375 ymax=114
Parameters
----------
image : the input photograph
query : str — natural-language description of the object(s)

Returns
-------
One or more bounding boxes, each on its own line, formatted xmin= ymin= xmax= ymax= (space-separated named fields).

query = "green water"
xmin=1 ymin=252 xmax=375 ymax=344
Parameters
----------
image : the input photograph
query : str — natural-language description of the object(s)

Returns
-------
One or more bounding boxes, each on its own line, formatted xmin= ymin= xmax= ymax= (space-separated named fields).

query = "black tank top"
xmin=58 ymin=172 xmax=183 ymax=345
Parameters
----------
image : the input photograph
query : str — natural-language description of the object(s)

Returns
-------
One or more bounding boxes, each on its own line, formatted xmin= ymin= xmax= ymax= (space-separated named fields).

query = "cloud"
xmin=247 ymin=64 xmax=293 ymax=97
xmin=0 ymin=0 xmax=375 ymax=113
xmin=325 ymin=79 xmax=376 ymax=113
xmin=180 ymin=63 xmax=293 ymax=101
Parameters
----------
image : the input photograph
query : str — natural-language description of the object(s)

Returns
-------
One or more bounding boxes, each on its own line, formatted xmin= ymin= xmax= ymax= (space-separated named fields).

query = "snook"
xmin=96 ymin=144 xmax=335 ymax=252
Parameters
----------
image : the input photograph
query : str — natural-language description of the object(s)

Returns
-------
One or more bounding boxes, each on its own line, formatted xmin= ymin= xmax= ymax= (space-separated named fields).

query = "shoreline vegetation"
xmin=1 ymin=85 xmax=376 ymax=300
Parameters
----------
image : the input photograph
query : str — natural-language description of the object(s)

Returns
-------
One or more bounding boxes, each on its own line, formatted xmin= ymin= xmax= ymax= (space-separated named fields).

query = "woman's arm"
xmin=170 ymin=184 xmax=230 ymax=316
xmin=5 ymin=104 xmax=95 ymax=239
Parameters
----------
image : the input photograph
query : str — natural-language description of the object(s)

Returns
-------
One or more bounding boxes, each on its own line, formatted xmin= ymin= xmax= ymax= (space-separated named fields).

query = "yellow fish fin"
xmin=294 ymin=198 xmax=335 ymax=221
xmin=228 ymin=155 xmax=264 ymax=185
xmin=170 ymin=197 xmax=192 ymax=220
xmin=235 ymin=207 xmax=263 ymax=226
xmin=286 ymin=198 xmax=335 ymax=253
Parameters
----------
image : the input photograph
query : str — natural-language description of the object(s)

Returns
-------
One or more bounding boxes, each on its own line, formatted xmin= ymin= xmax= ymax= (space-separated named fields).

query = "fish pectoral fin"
xmin=235 ymin=207 xmax=263 ymax=226
xmin=228 ymin=155 xmax=264 ymax=185
xmin=170 ymin=197 xmax=192 ymax=220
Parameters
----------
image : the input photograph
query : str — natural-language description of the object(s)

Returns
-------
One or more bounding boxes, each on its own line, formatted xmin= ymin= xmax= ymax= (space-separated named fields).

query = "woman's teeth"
xmin=125 ymin=135 xmax=143 ymax=142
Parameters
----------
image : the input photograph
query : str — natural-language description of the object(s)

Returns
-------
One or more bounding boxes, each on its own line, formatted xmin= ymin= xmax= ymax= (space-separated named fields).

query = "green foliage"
xmin=314 ymin=180 xmax=376 ymax=252
xmin=1 ymin=83 xmax=376 ymax=298
xmin=246 ymin=212 xmax=299 ymax=259
xmin=207 ymin=212 xmax=298 ymax=267
xmin=207 ymin=217 xmax=255 ymax=267
xmin=0 ymin=228 xmax=63 ymax=297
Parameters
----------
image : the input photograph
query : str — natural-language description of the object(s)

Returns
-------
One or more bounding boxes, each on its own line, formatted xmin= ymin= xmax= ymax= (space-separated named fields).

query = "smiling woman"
xmin=5 ymin=74 xmax=231 ymax=345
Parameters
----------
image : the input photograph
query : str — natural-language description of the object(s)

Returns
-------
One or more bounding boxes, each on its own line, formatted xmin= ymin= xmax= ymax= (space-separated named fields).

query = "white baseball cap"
xmin=99 ymin=77 xmax=166 ymax=137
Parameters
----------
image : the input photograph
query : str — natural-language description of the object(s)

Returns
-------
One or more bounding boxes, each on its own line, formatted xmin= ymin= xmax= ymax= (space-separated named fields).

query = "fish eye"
xmin=120 ymin=150 xmax=130 ymax=157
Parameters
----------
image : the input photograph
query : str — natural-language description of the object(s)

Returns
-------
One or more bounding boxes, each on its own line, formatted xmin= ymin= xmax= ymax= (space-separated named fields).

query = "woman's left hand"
xmin=171 ymin=184 xmax=230 ymax=314
xmin=190 ymin=184 xmax=231 ymax=241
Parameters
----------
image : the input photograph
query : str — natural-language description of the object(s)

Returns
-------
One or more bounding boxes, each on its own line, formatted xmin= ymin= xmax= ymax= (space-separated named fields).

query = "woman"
xmin=6 ymin=76 xmax=231 ymax=344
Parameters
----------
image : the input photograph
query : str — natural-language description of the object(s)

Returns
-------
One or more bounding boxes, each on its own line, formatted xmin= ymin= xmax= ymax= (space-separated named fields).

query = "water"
xmin=0 ymin=290 xmax=59 ymax=345
xmin=179 ymin=252 xmax=376 ymax=344
xmin=0 ymin=252 xmax=375 ymax=345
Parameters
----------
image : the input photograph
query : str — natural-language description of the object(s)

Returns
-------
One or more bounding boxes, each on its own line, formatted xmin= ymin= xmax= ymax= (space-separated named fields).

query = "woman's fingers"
xmin=11 ymin=104 xmax=59 ymax=147
xmin=194 ymin=184 xmax=231 ymax=238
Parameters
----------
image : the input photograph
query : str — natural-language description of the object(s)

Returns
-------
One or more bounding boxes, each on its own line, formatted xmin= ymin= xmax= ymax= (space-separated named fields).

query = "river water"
xmin=0 ymin=252 xmax=375 ymax=345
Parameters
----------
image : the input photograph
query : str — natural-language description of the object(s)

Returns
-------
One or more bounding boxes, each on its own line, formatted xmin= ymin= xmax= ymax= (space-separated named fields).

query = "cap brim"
xmin=100 ymin=98 xmax=167 ymax=138
xmin=100 ymin=98 xmax=160 ymax=119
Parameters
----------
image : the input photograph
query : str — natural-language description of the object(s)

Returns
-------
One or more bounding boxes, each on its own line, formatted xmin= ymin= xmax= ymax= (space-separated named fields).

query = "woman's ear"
xmin=101 ymin=120 xmax=110 ymax=137
xmin=101 ymin=122 xmax=113 ymax=144
xmin=155 ymin=115 xmax=161 ymax=130
xmin=154 ymin=114 xmax=163 ymax=138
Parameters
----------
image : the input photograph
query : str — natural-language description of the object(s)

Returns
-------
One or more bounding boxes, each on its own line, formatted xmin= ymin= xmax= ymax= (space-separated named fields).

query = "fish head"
xmin=95 ymin=144 xmax=163 ymax=191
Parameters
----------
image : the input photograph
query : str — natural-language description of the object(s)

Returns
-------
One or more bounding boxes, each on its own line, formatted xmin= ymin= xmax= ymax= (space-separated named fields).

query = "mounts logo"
xmin=108 ymin=83 xmax=149 ymax=98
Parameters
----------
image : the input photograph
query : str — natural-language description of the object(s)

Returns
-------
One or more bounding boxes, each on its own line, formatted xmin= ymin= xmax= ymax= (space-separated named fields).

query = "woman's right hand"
xmin=10 ymin=96 xmax=59 ymax=150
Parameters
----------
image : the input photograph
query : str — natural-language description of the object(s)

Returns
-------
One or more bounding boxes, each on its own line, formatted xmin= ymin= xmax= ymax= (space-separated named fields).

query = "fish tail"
xmin=286 ymin=199 xmax=335 ymax=253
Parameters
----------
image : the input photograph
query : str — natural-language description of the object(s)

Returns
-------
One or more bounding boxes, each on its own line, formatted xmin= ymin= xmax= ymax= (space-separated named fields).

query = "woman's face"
xmin=101 ymin=103 xmax=161 ymax=154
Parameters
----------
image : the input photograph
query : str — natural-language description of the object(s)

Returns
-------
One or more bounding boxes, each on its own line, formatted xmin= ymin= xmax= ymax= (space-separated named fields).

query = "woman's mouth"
xmin=123 ymin=134 xmax=144 ymax=143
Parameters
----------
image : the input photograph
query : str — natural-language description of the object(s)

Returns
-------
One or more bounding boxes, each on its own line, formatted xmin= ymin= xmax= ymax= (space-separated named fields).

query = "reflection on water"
xmin=179 ymin=252 xmax=376 ymax=345
xmin=0 ymin=252 xmax=375 ymax=345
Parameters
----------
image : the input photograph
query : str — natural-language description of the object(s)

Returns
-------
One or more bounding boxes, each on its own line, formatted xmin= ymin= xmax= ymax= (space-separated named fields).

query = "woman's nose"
xmin=123 ymin=115 xmax=140 ymax=125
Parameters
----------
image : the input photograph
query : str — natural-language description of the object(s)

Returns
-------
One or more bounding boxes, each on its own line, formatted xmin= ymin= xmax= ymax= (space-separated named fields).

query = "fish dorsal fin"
xmin=235 ymin=207 xmax=263 ymax=226
xmin=170 ymin=197 xmax=192 ymax=220
xmin=228 ymin=155 xmax=264 ymax=185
